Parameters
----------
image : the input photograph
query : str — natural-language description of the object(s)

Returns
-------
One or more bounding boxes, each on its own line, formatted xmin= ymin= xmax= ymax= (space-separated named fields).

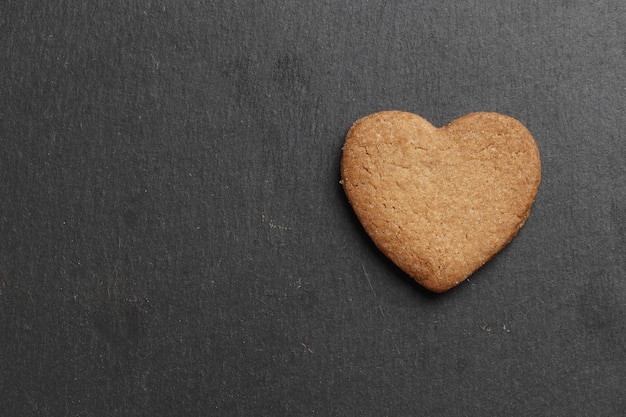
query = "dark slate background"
xmin=1 ymin=1 xmax=625 ymax=416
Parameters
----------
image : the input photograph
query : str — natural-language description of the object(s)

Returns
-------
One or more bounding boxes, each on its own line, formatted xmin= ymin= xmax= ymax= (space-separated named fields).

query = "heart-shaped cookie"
xmin=341 ymin=111 xmax=541 ymax=293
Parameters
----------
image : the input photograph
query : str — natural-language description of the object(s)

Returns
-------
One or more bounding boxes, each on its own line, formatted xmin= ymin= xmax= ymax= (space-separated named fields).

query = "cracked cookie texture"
xmin=341 ymin=111 xmax=541 ymax=293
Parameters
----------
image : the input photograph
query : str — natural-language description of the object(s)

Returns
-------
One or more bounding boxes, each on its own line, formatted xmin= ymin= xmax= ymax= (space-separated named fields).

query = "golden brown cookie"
xmin=341 ymin=111 xmax=541 ymax=293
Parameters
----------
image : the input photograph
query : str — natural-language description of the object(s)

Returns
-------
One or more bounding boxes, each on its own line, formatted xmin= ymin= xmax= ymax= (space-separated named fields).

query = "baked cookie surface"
xmin=341 ymin=111 xmax=541 ymax=293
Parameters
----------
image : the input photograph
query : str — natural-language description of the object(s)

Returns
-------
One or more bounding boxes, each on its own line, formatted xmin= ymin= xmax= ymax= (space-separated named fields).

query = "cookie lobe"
xmin=341 ymin=111 xmax=541 ymax=293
